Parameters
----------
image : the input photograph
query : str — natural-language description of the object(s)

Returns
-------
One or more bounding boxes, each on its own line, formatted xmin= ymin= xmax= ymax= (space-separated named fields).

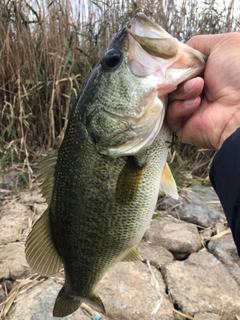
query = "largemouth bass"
xmin=26 ymin=13 xmax=206 ymax=317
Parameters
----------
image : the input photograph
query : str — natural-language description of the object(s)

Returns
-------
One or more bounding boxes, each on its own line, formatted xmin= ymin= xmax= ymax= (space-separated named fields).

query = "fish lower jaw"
xmin=100 ymin=115 xmax=164 ymax=158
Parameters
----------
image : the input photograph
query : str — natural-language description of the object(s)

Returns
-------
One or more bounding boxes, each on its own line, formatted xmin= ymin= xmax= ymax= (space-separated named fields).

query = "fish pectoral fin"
xmin=116 ymin=156 xmax=146 ymax=204
xmin=25 ymin=208 xmax=61 ymax=276
xmin=160 ymin=163 xmax=179 ymax=200
xmin=121 ymin=247 xmax=143 ymax=262
xmin=53 ymin=287 xmax=81 ymax=317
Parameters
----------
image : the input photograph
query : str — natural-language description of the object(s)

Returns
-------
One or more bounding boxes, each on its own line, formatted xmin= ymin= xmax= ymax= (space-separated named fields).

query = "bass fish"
xmin=26 ymin=13 xmax=206 ymax=317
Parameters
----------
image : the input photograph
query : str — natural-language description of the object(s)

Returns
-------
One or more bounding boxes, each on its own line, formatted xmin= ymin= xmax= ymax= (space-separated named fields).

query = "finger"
xmin=186 ymin=34 xmax=229 ymax=55
xmin=169 ymin=77 xmax=204 ymax=103
xmin=166 ymin=96 xmax=201 ymax=133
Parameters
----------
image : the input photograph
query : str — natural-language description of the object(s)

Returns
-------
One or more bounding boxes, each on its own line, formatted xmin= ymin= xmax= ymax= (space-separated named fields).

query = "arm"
xmin=166 ymin=33 xmax=240 ymax=255
xmin=210 ymin=128 xmax=240 ymax=256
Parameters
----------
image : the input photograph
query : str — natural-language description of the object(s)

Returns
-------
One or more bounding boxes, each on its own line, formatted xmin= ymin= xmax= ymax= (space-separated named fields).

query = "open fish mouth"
xmin=127 ymin=13 xmax=206 ymax=67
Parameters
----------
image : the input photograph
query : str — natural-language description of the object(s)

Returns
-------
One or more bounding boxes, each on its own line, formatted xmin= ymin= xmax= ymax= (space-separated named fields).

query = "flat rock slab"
xmin=158 ymin=187 xmax=224 ymax=228
xmin=144 ymin=217 xmax=202 ymax=259
xmin=208 ymin=233 xmax=240 ymax=285
xmin=137 ymin=240 xmax=174 ymax=266
xmin=0 ymin=242 xmax=28 ymax=280
xmin=162 ymin=250 xmax=240 ymax=320
xmin=99 ymin=261 xmax=174 ymax=320
xmin=193 ymin=312 xmax=223 ymax=320
xmin=0 ymin=202 xmax=33 ymax=245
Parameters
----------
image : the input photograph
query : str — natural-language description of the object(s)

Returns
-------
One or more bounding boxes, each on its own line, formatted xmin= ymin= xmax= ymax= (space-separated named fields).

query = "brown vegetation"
xmin=0 ymin=0 xmax=239 ymax=179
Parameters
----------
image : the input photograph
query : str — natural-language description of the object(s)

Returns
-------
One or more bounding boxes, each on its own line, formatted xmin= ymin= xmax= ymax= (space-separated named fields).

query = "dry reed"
xmin=0 ymin=0 xmax=239 ymax=177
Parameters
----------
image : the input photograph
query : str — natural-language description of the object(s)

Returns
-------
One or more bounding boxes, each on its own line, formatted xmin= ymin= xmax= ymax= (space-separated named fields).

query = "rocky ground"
xmin=0 ymin=170 xmax=240 ymax=320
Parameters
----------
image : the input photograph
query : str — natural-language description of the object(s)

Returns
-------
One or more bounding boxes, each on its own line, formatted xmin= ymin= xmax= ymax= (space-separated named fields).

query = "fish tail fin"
xmin=83 ymin=295 xmax=106 ymax=314
xmin=53 ymin=287 xmax=105 ymax=317
xmin=53 ymin=287 xmax=81 ymax=317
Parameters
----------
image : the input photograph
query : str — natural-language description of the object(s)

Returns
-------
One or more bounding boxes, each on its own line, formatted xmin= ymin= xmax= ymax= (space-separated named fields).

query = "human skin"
xmin=166 ymin=33 xmax=240 ymax=150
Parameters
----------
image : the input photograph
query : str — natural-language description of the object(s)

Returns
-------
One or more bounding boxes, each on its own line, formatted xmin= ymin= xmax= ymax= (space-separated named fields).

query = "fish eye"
xmin=103 ymin=49 xmax=122 ymax=70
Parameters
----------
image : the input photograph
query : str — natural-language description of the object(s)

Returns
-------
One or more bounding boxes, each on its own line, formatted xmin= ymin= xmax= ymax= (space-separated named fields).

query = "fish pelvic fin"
xmin=53 ymin=287 xmax=106 ymax=317
xmin=53 ymin=287 xmax=81 ymax=317
xmin=160 ymin=163 xmax=179 ymax=200
xmin=121 ymin=247 xmax=143 ymax=262
xmin=25 ymin=207 xmax=61 ymax=276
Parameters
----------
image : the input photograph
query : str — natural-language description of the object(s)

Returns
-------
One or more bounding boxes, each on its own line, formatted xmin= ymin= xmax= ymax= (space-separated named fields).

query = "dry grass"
xmin=0 ymin=0 xmax=239 ymax=177
xmin=0 ymin=274 xmax=43 ymax=318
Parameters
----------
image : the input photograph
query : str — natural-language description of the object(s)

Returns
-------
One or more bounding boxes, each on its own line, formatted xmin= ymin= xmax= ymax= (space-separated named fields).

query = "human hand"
xmin=166 ymin=33 xmax=240 ymax=150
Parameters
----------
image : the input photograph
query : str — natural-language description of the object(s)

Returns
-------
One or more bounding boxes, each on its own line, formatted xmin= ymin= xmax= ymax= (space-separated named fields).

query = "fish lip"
xmin=127 ymin=12 xmax=170 ymax=39
xmin=187 ymin=44 xmax=208 ymax=64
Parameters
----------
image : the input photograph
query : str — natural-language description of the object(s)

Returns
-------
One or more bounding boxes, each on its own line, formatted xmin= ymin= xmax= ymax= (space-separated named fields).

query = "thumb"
xmin=186 ymin=34 xmax=227 ymax=56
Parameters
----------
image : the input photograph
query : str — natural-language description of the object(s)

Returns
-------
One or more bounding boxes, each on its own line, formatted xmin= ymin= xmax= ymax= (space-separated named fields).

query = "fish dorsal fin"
xmin=25 ymin=207 xmax=62 ymax=276
xmin=25 ymin=149 xmax=61 ymax=276
xmin=35 ymin=149 xmax=58 ymax=204
xmin=121 ymin=247 xmax=143 ymax=262
xmin=160 ymin=163 xmax=179 ymax=200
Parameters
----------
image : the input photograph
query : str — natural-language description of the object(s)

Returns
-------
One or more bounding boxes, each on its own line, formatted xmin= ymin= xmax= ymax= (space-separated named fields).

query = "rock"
xmin=191 ymin=184 xmax=221 ymax=202
xmin=158 ymin=187 xmax=225 ymax=228
xmin=193 ymin=312 xmax=222 ymax=320
xmin=208 ymin=233 xmax=240 ymax=285
xmin=2 ymin=279 xmax=13 ymax=292
xmin=144 ymin=217 xmax=202 ymax=259
xmin=0 ymin=286 xmax=6 ymax=303
xmin=162 ymin=250 xmax=240 ymax=320
xmin=215 ymin=221 xmax=228 ymax=234
xmin=2 ymin=180 xmax=240 ymax=320
xmin=137 ymin=240 xmax=174 ymax=266
xmin=199 ymin=227 xmax=213 ymax=243
xmin=0 ymin=202 xmax=32 ymax=244
xmin=18 ymin=188 xmax=46 ymax=205
xmin=0 ymin=242 xmax=28 ymax=279
xmin=7 ymin=279 xmax=90 ymax=320
xmin=8 ymin=262 xmax=175 ymax=320
xmin=99 ymin=261 xmax=174 ymax=320
xmin=32 ymin=202 xmax=47 ymax=216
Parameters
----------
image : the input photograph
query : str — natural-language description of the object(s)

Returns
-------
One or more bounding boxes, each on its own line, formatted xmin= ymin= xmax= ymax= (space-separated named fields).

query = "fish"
xmin=25 ymin=13 xmax=206 ymax=318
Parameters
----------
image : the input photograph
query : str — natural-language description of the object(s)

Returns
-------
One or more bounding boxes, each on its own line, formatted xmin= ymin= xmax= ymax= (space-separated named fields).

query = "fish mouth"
xmin=127 ymin=13 xmax=179 ymax=60
xmin=127 ymin=12 xmax=207 ymax=74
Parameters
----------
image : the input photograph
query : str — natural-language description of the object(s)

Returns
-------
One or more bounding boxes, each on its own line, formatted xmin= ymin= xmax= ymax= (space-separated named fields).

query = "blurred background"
xmin=0 ymin=0 xmax=239 ymax=185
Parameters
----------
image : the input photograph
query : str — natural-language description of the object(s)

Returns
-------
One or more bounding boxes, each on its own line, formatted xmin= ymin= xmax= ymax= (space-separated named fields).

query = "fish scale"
xmin=25 ymin=13 xmax=206 ymax=317
xmin=45 ymin=123 xmax=169 ymax=314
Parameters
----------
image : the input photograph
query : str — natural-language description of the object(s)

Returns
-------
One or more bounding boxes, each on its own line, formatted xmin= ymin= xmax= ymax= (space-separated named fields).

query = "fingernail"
xmin=184 ymin=98 xmax=197 ymax=107
xmin=184 ymin=78 xmax=196 ymax=92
